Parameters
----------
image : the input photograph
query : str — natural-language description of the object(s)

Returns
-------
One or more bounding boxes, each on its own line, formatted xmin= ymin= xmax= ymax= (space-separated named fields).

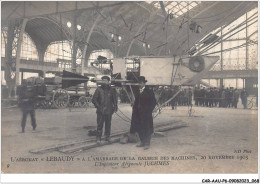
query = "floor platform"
xmin=1 ymin=103 xmax=258 ymax=173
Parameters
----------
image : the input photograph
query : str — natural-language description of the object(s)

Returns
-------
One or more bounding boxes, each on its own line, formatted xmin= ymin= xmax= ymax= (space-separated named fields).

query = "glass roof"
xmin=146 ymin=1 xmax=201 ymax=18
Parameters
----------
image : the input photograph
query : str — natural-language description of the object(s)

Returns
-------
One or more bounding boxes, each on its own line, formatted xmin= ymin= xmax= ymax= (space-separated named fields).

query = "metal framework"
xmin=1 ymin=1 xmax=258 ymax=93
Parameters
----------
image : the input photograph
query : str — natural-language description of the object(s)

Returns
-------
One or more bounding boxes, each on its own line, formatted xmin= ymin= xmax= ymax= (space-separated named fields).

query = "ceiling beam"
xmin=159 ymin=1 xmax=167 ymax=18
xmin=2 ymin=2 xmax=125 ymax=22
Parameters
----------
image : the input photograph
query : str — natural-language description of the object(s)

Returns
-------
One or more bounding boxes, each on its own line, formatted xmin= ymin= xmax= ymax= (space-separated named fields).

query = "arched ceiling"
xmin=25 ymin=17 xmax=70 ymax=51
xmin=1 ymin=1 xmax=125 ymax=22
xmin=1 ymin=1 xmax=258 ymax=58
xmin=84 ymin=31 xmax=146 ymax=60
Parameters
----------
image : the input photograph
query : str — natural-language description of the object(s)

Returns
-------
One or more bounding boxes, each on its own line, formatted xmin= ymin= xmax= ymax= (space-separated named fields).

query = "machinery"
xmin=19 ymin=71 xmax=91 ymax=109
xmin=93 ymin=55 xmax=219 ymax=108
xmin=17 ymin=55 xmax=219 ymax=111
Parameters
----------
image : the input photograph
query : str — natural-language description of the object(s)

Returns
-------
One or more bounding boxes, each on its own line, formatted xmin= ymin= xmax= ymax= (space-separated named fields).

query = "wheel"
xmin=79 ymin=96 xmax=92 ymax=108
xmin=69 ymin=97 xmax=76 ymax=107
xmin=78 ymin=96 xmax=88 ymax=108
xmin=52 ymin=89 xmax=70 ymax=109
xmin=41 ymin=100 xmax=53 ymax=109
xmin=247 ymin=100 xmax=253 ymax=109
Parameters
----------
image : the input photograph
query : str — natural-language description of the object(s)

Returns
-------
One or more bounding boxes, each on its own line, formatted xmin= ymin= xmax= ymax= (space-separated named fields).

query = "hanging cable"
xmin=117 ymin=107 xmax=131 ymax=121
xmin=183 ymin=2 xmax=255 ymax=55
xmin=202 ymin=41 xmax=256 ymax=56
xmin=114 ymin=111 xmax=131 ymax=124
xmin=199 ymin=14 xmax=258 ymax=55
xmin=196 ymin=9 xmax=257 ymax=55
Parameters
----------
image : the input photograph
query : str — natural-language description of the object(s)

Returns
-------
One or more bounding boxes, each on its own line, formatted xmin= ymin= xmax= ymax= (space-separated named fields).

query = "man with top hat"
xmin=131 ymin=76 xmax=156 ymax=150
xmin=92 ymin=75 xmax=118 ymax=143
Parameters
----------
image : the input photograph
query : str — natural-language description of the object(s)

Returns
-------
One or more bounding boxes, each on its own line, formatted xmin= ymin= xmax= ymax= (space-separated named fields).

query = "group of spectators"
xmin=194 ymin=87 xmax=237 ymax=108
xmin=118 ymin=86 xmax=251 ymax=109
xmin=194 ymin=87 xmax=249 ymax=109
xmin=158 ymin=87 xmax=192 ymax=109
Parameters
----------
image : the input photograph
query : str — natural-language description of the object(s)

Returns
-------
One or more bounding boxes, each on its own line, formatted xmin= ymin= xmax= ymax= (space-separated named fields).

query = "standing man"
xmin=188 ymin=88 xmax=192 ymax=106
xmin=170 ymin=86 xmax=178 ymax=110
xmin=208 ymin=88 xmax=214 ymax=107
xmin=200 ymin=87 xmax=206 ymax=106
xmin=18 ymin=80 xmax=37 ymax=133
xmin=221 ymin=89 xmax=226 ymax=108
xmin=240 ymin=88 xmax=248 ymax=109
xmin=131 ymin=76 xmax=156 ymax=150
xmin=232 ymin=88 xmax=239 ymax=108
xmin=92 ymin=76 xmax=118 ymax=143
xmin=194 ymin=87 xmax=199 ymax=106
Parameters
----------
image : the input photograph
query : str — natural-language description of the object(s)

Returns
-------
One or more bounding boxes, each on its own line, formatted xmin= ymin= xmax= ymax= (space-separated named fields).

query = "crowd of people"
xmin=158 ymin=87 xmax=192 ymax=109
xmin=194 ymin=87 xmax=237 ymax=108
xmin=118 ymin=86 xmax=251 ymax=109
xmin=194 ymin=87 xmax=249 ymax=109
xmin=17 ymin=75 xmax=252 ymax=150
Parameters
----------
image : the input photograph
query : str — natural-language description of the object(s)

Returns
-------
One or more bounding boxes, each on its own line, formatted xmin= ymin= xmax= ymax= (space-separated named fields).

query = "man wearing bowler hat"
xmin=131 ymin=76 xmax=156 ymax=150
xmin=92 ymin=76 xmax=118 ymax=143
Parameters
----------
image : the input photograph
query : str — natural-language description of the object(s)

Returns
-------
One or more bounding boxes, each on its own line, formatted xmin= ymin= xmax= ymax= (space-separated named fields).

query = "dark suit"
xmin=92 ymin=84 xmax=117 ymax=140
xmin=240 ymin=90 xmax=248 ymax=109
xmin=18 ymin=85 xmax=37 ymax=132
xmin=131 ymin=86 xmax=156 ymax=146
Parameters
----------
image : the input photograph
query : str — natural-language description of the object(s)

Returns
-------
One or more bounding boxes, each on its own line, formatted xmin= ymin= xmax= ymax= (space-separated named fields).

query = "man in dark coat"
xmin=194 ymin=87 xmax=199 ymax=106
xmin=170 ymin=86 xmax=178 ymax=110
xmin=226 ymin=88 xmax=232 ymax=108
xmin=187 ymin=88 xmax=192 ymax=106
xmin=200 ymin=87 xmax=206 ymax=106
xmin=220 ymin=89 xmax=226 ymax=108
xmin=208 ymin=88 xmax=214 ymax=107
xmin=232 ymin=88 xmax=239 ymax=108
xmin=92 ymin=76 xmax=118 ymax=143
xmin=18 ymin=80 xmax=37 ymax=133
xmin=240 ymin=88 xmax=248 ymax=109
xmin=130 ymin=76 xmax=156 ymax=150
xmin=213 ymin=87 xmax=218 ymax=107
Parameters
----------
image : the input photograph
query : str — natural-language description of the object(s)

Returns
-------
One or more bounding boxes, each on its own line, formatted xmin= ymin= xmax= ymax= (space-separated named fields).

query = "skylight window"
xmin=146 ymin=1 xmax=201 ymax=18
xmin=153 ymin=2 xmax=161 ymax=8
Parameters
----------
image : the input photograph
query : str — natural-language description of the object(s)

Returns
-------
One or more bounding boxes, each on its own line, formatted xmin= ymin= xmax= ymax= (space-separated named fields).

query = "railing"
xmin=11 ymin=58 xmax=101 ymax=74
xmin=20 ymin=59 xmax=58 ymax=67
xmin=210 ymin=63 xmax=257 ymax=71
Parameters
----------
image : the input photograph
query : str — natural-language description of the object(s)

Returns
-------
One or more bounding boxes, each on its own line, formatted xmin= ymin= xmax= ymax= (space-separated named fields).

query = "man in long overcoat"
xmin=130 ymin=76 xmax=156 ymax=150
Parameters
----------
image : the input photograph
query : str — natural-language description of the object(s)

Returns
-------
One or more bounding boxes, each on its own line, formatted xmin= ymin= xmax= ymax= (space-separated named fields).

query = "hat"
xmin=138 ymin=76 xmax=147 ymax=83
xmin=101 ymin=76 xmax=110 ymax=81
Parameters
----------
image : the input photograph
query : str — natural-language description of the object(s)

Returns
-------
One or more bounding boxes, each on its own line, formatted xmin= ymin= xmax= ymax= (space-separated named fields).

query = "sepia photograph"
xmin=1 ymin=0 xmax=259 ymax=182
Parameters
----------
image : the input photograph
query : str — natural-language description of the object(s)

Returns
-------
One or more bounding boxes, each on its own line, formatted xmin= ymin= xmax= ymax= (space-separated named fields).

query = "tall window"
xmin=44 ymin=41 xmax=82 ymax=69
xmin=20 ymin=33 xmax=38 ymax=60
xmin=205 ymin=7 xmax=258 ymax=71
xmin=1 ymin=30 xmax=38 ymax=60
xmin=1 ymin=28 xmax=7 ymax=57
xmin=247 ymin=8 xmax=258 ymax=70
xmin=1 ymin=27 xmax=16 ymax=57
xmin=44 ymin=41 xmax=72 ymax=63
